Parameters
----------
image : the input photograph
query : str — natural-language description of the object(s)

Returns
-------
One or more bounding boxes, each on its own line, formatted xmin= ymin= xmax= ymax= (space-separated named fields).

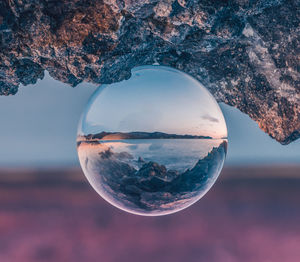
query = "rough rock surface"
xmin=0 ymin=0 xmax=299 ymax=144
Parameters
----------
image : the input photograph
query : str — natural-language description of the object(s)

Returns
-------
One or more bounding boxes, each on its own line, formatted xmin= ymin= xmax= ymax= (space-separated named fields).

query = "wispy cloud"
xmin=201 ymin=114 xmax=219 ymax=123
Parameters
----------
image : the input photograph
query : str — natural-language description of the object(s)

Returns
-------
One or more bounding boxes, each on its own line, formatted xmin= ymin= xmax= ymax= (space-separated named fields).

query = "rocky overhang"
xmin=0 ymin=0 xmax=299 ymax=144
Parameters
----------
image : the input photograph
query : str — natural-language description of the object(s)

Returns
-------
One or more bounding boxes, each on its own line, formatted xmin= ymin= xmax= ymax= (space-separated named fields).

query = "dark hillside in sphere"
xmin=77 ymin=139 xmax=227 ymax=215
xmin=81 ymin=131 xmax=214 ymax=141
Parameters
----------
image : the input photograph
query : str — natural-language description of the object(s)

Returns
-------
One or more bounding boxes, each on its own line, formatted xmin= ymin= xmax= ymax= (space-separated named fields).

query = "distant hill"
xmin=82 ymin=131 xmax=212 ymax=140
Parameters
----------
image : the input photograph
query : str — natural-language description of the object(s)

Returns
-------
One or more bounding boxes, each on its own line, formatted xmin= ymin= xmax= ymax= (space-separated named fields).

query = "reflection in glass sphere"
xmin=77 ymin=65 xmax=227 ymax=216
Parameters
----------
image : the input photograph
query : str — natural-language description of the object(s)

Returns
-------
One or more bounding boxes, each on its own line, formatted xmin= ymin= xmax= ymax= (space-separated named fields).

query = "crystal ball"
xmin=77 ymin=65 xmax=227 ymax=216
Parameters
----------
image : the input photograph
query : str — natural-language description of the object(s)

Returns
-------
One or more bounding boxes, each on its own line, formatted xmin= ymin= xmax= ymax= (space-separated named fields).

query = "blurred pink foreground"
xmin=0 ymin=166 xmax=299 ymax=262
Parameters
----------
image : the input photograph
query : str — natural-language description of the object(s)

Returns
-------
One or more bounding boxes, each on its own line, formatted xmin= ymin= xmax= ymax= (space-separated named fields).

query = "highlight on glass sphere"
xmin=77 ymin=65 xmax=228 ymax=216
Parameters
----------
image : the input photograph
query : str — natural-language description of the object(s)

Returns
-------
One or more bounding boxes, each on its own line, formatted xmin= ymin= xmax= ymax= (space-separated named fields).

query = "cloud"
xmin=201 ymin=114 xmax=219 ymax=123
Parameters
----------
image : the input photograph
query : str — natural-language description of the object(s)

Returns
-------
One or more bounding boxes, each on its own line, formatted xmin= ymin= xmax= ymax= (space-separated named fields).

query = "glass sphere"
xmin=77 ymin=65 xmax=227 ymax=216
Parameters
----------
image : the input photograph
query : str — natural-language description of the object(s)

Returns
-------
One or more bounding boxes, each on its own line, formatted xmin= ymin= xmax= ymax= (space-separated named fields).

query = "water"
xmin=91 ymin=139 xmax=224 ymax=172
xmin=77 ymin=65 xmax=228 ymax=216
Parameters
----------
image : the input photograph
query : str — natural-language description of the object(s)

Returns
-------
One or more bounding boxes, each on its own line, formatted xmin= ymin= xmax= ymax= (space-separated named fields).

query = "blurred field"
xmin=0 ymin=166 xmax=299 ymax=262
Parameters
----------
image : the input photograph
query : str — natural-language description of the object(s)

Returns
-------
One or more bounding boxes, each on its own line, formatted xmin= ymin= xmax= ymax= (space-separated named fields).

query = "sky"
xmin=0 ymin=71 xmax=299 ymax=167
xmin=80 ymin=66 xmax=227 ymax=138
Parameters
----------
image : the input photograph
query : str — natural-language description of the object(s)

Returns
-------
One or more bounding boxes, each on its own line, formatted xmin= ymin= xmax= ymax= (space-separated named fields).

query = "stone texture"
xmin=0 ymin=0 xmax=299 ymax=144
